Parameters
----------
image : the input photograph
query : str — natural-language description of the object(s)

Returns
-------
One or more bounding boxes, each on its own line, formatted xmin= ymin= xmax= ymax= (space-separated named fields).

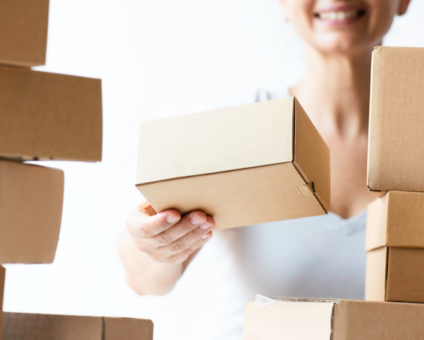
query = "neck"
xmin=292 ymin=46 xmax=373 ymax=138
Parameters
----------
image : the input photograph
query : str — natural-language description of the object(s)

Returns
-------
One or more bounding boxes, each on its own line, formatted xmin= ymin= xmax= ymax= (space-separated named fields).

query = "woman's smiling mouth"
xmin=315 ymin=6 xmax=366 ymax=25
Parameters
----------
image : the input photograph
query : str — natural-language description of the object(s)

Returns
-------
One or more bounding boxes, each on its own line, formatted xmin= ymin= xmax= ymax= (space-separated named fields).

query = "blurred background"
xmin=3 ymin=0 xmax=424 ymax=339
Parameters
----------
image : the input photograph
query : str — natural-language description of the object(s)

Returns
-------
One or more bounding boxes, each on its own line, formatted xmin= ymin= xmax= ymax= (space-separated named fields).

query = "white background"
xmin=4 ymin=1 xmax=424 ymax=339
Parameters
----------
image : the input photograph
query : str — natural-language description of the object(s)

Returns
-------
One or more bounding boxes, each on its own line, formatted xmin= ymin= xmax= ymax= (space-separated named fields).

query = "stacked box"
xmin=0 ymin=0 xmax=49 ymax=67
xmin=0 ymin=66 xmax=103 ymax=162
xmin=0 ymin=1 xmax=153 ymax=338
xmin=366 ymin=192 xmax=424 ymax=303
xmin=365 ymin=46 xmax=424 ymax=304
xmin=367 ymin=46 xmax=424 ymax=196
xmin=242 ymin=297 xmax=424 ymax=339
xmin=2 ymin=313 xmax=153 ymax=340
xmin=0 ymin=160 xmax=64 ymax=264
xmin=241 ymin=46 xmax=424 ymax=339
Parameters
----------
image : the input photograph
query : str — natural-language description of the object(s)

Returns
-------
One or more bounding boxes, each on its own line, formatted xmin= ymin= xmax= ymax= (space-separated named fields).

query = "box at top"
xmin=0 ymin=0 xmax=49 ymax=67
xmin=368 ymin=46 xmax=424 ymax=196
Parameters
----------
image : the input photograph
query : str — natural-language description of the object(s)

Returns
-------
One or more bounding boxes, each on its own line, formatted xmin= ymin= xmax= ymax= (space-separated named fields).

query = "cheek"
xmin=285 ymin=0 xmax=316 ymax=43
xmin=367 ymin=1 xmax=398 ymax=43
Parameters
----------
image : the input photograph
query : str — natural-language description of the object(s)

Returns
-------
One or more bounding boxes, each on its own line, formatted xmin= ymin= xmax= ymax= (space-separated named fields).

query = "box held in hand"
xmin=0 ymin=66 xmax=103 ymax=162
xmin=242 ymin=296 xmax=424 ymax=340
xmin=0 ymin=0 xmax=49 ymax=67
xmin=0 ymin=160 xmax=64 ymax=264
xmin=136 ymin=97 xmax=330 ymax=229
xmin=368 ymin=46 xmax=424 ymax=196
xmin=1 ymin=313 xmax=154 ymax=340
xmin=365 ymin=191 xmax=424 ymax=303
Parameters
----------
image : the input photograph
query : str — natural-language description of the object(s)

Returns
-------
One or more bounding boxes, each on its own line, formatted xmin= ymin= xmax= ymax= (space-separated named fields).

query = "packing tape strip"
xmin=253 ymin=294 xmax=340 ymax=308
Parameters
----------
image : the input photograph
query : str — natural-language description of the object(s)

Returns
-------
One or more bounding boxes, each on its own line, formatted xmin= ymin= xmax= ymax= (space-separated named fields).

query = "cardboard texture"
xmin=368 ymin=46 xmax=424 ymax=195
xmin=0 ymin=266 xmax=5 ymax=339
xmin=104 ymin=318 xmax=154 ymax=340
xmin=136 ymin=97 xmax=330 ymax=229
xmin=0 ymin=66 xmax=103 ymax=162
xmin=0 ymin=0 xmax=49 ymax=67
xmin=365 ymin=191 xmax=424 ymax=303
xmin=243 ymin=298 xmax=424 ymax=340
xmin=1 ymin=313 xmax=153 ymax=340
xmin=0 ymin=160 xmax=64 ymax=264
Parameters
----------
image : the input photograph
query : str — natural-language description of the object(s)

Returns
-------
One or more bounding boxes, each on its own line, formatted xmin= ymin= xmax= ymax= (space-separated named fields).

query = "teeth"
xmin=318 ymin=10 xmax=359 ymax=21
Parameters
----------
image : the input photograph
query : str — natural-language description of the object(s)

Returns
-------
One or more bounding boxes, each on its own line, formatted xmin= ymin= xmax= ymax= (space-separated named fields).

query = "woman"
xmin=118 ymin=0 xmax=411 ymax=338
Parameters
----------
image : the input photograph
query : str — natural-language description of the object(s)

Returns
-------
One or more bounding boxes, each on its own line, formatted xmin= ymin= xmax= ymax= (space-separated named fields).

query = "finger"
xmin=150 ymin=211 xmax=208 ymax=247
xmin=158 ymin=216 xmax=215 ymax=255
xmin=127 ymin=206 xmax=181 ymax=238
xmin=166 ymin=231 xmax=213 ymax=265
xmin=138 ymin=200 xmax=157 ymax=216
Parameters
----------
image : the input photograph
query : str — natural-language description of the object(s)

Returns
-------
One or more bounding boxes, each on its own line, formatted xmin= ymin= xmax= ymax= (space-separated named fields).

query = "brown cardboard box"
xmin=365 ymin=191 xmax=424 ymax=303
xmin=136 ymin=97 xmax=330 ymax=229
xmin=0 ymin=66 xmax=102 ymax=162
xmin=0 ymin=160 xmax=64 ymax=264
xmin=1 ymin=313 xmax=154 ymax=340
xmin=368 ymin=46 xmax=424 ymax=196
xmin=0 ymin=0 xmax=49 ymax=67
xmin=242 ymin=297 xmax=424 ymax=339
xmin=0 ymin=266 xmax=5 ymax=339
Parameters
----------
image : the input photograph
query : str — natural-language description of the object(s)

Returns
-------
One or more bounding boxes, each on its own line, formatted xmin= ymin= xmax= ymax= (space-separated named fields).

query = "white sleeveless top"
xmin=177 ymin=89 xmax=367 ymax=340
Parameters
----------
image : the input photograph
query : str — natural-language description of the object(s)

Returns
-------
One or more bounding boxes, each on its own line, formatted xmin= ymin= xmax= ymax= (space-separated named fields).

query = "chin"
xmin=312 ymin=34 xmax=372 ymax=55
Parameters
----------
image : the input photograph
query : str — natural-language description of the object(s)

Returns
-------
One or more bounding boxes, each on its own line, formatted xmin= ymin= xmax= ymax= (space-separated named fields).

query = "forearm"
xmin=117 ymin=230 xmax=183 ymax=295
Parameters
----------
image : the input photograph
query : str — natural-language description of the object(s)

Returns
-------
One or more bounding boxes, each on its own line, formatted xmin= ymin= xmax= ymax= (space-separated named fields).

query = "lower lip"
xmin=315 ymin=15 xmax=364 ymax=26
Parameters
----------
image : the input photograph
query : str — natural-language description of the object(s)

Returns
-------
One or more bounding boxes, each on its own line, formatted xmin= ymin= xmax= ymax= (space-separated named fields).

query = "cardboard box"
xmin=1 ymin=313 xmax=154 ymax=340
xmin=136 ymin=97 xmax=330 ymax=229
xmin=365 ymin=191 xmax=424 ymax=303
xmin=368 ymin=46 xmax=424 ymax=196
xmin=0 ymin=160 xmax=64 ymax=264
xmin=242 ymin=296 xmax=424 ymax=339
xmin=0 ymin=66 xmax=102 ymax=162
xmin=0 ymin=266 xmax=5 ymax=339
xmin=0 ymin=0 xmax=49 ymax=67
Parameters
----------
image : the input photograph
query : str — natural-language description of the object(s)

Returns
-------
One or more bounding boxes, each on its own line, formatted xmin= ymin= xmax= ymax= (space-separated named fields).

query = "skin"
xmin=118 ymin=0 xmax=411 ymax=295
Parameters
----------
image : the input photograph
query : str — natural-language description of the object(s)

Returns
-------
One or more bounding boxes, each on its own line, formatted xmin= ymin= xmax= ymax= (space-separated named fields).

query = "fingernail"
xmin=191 ymin=214 xmax=204 ymax=225
xmin=166 ymin=214 xmax=180 ymax=223
xmin=202 ymin=234 xmax=210 ymax=239
xmin=200 ymin=222 xmax=211 ymax=230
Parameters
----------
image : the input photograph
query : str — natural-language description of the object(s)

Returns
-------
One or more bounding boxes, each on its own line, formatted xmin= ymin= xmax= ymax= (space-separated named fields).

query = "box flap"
xmin=365 ymin=246 xmax=387 ymax=301
xmin=242 ymin=296 xmax=336 ymax=340
xmin=0 ymin=0 xmax=49 ymax=67
xmin=0 ymin=160 xmax=64 ymax=264
xmin=386 ymin=247 xmax=424 ymax=303
xmin=136 ymin=97 xmax=295 ymax=184
xmin=0 ymin=66 xmax=103 ymax=162
xmin=333 ymin=299 xmax=424 ymax=339
xmin=292 ymin=98 xmax=330 ymax=212
xmin=2 ymin=313 xmax=103 ymax=340
xmin=104 ymin=318 xmax=153 ymax=340
xmin=386 ymin=191 xmax=424 ymax=248
xmin=368 ymin=46 xmax=424 ymax=192
xmin=366 ymin=191 xmax=424 ymax=251
xmin=365 ymin=195 xmax=388 ymax=251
